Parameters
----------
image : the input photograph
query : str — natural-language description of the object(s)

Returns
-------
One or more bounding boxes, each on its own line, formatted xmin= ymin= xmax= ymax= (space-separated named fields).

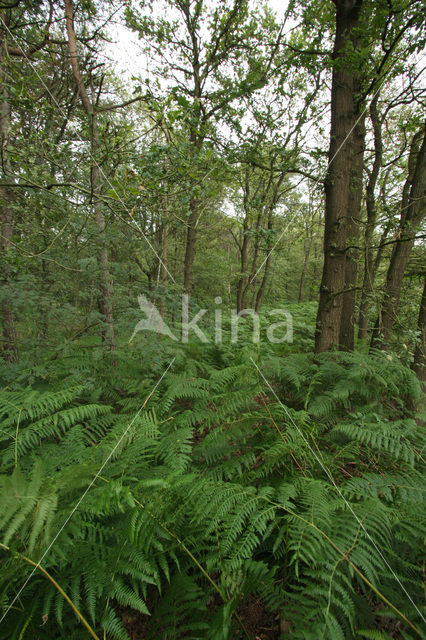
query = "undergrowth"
xmin=0 ymin=314 xmax=424 ymax=639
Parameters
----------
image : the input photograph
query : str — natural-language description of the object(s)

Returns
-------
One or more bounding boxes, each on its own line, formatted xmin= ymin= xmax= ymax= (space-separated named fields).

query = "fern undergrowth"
xmin=0 ymin=318 xmax=424 ymax=640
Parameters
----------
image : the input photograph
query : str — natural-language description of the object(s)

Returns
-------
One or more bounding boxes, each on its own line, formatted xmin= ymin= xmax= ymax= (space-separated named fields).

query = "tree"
xmin=0 ymin=2 xmax=54 ymax=362
xmin=127 ymin=0 xmax=283 ymax=295
xmin=412 ymin=274 xmax=426 ymax=380
xmin=314 ymin=0 xmax=365 ymax=353
xmin=357 ymin=94 xmax=383 ymax=340
xmin=65 ymin=0 xmax=115 ymax=351
xmin=314 ymin=0 xmax=425 ymax=352
xmin=371 ymin=124 xmax=426 ymax=348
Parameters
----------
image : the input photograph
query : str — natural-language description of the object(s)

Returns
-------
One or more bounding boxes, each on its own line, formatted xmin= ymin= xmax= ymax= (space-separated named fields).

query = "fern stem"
xmin=0 ymin=543 xmax=101 ymax=640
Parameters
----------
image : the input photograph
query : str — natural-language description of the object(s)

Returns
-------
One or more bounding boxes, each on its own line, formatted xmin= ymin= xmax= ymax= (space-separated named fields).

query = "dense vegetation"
xmin=0 ymin=1 xmax=425 ymax=639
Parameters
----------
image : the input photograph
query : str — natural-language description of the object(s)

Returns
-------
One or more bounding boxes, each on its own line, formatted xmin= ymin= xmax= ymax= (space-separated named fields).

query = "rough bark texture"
xmin=339 ymin=114 xmax=365 ymax=350
xmin=371 ymin=126 xmax=426 ymax=348
xmin=412 ymin=275 xmax=426 ymax=381
xmin=65 ymin=0 xmax=115 ymax=351
xmin=315 ymin=0 xmax=364 ymax=353
xmin=0 ymin=25 xmax=18 ymax=362
xmin=254 ymin=206 xmax=273 ymax=313
xmin=358 ymin=96 xmax=382 ymax=339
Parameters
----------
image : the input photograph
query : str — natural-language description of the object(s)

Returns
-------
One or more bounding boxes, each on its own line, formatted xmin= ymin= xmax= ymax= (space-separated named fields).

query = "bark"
xmin=254 ymin=206 xmax=274 ymax=313
xmin=315 ymin=0 xmax=364 ymax=353
xmin=0 ymin=24 xmax=18 ymax=362
xmin=160 ymin=222 xmax=169 ymax=285
xmin=65 ymin=0 xmax=115 ymax=351
xmin=371 ymin=125 xmax=426 ymax=348
xmin=182 ymin=2 xmax=202 ymax=296
xmin=236 ymin=228 xmax=250 ymax=312
xmin=243 ymin=212 xmax=261 ymax=308
xmin=298 ymin=220 xmax=314 ymax=304
xmin=183 ymin=202 xmax=197 ymax=295
xmin=158 ymin=221 xmax=168 ymax=319
xmin=358 ymin=96 xmax=383 ymax=339
xmin=372 ymin=219 xmax=391 ymax=276
xmin=412 ymin=275 xmax=426 ymax=381
xmin=339 ymin=114 xmax=366 ymax=350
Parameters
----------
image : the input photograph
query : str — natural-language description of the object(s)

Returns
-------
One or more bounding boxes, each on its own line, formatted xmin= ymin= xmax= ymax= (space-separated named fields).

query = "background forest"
xmin=0 ymin=1 xmax=425 ymax=639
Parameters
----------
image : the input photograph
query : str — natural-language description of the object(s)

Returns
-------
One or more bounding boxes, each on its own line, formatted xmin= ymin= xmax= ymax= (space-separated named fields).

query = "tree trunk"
xmin=339 ymin=114 xmax=366 ymax=350
xmin=236 ymin=232 xmax=250 ymax=312
xmin=92 ymin=118 xmax=115 ymax=351
xmin=0 ymin=30 xmax=18 ymax=362
xmin=358 ymin=96 xmax=382 ymax=340
xmin=412 ymin=275 xmax=426 ymax=381
xmin=243 ymin=210 xmax=263 ymax=309
xmin=65 ymin=0 xmax=115 ymax=351
xmin=254 ymin=205 xmax=274 ymax=312
xmin=315 ymin=0 xmax=364 ymax=353
xmin=298 ymin=222 xmax=313 ymax=304
xmin=183 ymin=201 xmax=197 ymax=295
xmin=254 ymin=252 xmax=271 ymax=313
xmin=160 ymin=222 xmax=168 ymax=284
xmin=371 ymin=125 xmax=426 ymax=348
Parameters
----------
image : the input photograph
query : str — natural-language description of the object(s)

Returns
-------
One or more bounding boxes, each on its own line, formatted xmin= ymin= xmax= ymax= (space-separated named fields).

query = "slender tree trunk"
xmin=183 ymin=202 xmax=197 ymax=294
xmin=158 ymin=221 xmax=168 ymax=319
xmin=65 ymin=0 xmax=115 ymax=351
xmin=412 ymin=275 xmax=426 ymax=381
xmin=298 ymin=221 xmax=314 ymax=304
xmin=242 ymin=210 xmax=262 ymax=309
xmin=254 ymin=253 xmax=271 ymax=313
xmin=371 ymin=126 xmax=426 ymax=348
xmin=315 ymin=0 xmax=363 ymax=353
xmin=236 ymin=229 xmax=250 ymax=312
xmin=92 ymin=118 xmax=115 ymax=351
xmin=160 ymin=222 xmax=168 ymax=285
xmin=339 ymin=114 xmax=366 ymax=350
xmin=254 ymin=205 xmax=274 ymax=312
xmin=358 ymin=96 xmax=383 ymax=339
xmin=0 ymin=28 xmax=18 ymax=362
xmin=372 ymin=221 xmax=390 ymax=278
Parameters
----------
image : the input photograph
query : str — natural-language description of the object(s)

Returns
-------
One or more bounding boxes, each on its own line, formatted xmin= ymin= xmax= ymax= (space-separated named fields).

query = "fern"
xmin=0 ymin=345 xmax=424 ymax=639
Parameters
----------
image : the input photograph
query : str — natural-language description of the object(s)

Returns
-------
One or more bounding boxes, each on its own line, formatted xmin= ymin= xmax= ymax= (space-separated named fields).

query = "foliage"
xmin=0 ymin=327 xmax=424 ymax=639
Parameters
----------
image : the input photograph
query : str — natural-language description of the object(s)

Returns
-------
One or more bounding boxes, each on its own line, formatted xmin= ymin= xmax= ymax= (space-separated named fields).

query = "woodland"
xmin=0 ymin=0 xmax=425 ymax=639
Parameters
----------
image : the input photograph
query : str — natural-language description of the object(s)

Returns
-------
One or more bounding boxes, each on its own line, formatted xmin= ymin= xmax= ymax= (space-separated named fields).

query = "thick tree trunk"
xmin=339 ymin=114 xmax=366 ymax=350
xmin=315 ymin=0 xmax=364 ymax=353
xmin=371 ymin=126 xmax=426 ymax=348
xmin=412 ymin=275 xmax=426 ymax=381
xmin=0 ymin=31 xmax=18 ymax=362
xmin=358 ymin=96 xmax=382 ymax=340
